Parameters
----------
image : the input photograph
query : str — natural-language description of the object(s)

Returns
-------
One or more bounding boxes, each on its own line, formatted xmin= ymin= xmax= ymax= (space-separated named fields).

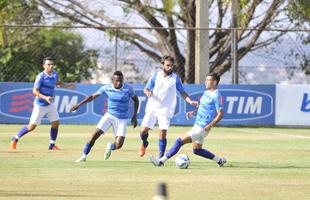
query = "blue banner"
xmin=0 ymin=82 xmax=275 ymax=125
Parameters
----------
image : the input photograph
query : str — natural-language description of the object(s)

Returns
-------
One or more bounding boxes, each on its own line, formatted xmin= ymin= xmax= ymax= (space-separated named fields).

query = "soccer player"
xmin=73 ymin=71 xmax=139 ymax=162
xmin=149 ymin=72 xmax=227 ymax=167
xmin=10 ymin=57 xmax=75 ymax=150
xmin=138 ymin=55 xmax=198 ymax=158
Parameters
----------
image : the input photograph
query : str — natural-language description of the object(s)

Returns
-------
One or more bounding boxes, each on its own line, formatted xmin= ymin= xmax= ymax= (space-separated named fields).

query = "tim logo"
xmin=221 ymin=89 xmax=274 ymax=121
xmin=301 ymin=93 xmax=310 ymax=112
xmin=0 ymin=88 xmax=87 ymax=120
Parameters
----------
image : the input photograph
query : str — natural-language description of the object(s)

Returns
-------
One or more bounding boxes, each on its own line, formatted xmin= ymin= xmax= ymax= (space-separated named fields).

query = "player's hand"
xmin=145 ymin=90 xmax=153 ymax=97
xmin=204 ymin=125 xmax=211 ymax=132
xmin=186 ymin=110 xmax=196 ymax=119
xmin=131 ymin=117 xmax=138 ymax=128
xmin=45 ymin=96 xmax=53 ymax=104
xmin=189 ymin=100 xmax=199 ymax=107
xmin=70 ymin=104 xmax=79 ymax=112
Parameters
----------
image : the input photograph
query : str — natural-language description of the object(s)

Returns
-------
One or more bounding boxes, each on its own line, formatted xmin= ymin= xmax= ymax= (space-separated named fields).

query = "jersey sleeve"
xmin=129 ymin=86 xmax=136 ymax=98
xmin=33 ymin=74 xmax=43 ymax=88
xmin=214 ymin=92 xmax=224 ymax=110
xmin=54 ymin=71 xmax=59 ymax=83
xmin=95 ymin=85 xmax=107 ymax=96
xmin=145 ymin=73 xmax=156 ymax=90
xmin=176 ymin=75 xmax=185 ymax=93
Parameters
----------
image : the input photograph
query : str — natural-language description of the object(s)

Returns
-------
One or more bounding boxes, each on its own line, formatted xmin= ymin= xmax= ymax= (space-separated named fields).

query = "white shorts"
xmin=187 ymin=124 xmax=210 ymax=144
xmin=141 ymin=111 xmax=170 ymax=130
xmin=96 ymin=113 xmax=128 ymax=137
xmin=29 ymin=103 xmax=59 ymax=125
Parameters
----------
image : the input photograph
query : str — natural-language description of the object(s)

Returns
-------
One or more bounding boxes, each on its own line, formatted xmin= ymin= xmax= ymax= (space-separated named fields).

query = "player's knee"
xmin=27 ymin=124 xmax=36 ymax=131
xmin=115 ymin=142 xmax=123 ymax=149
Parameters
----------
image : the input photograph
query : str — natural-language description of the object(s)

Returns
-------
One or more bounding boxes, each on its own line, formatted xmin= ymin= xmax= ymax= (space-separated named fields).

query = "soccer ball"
xmin=175 ymin=154 xmax=190 ymax=169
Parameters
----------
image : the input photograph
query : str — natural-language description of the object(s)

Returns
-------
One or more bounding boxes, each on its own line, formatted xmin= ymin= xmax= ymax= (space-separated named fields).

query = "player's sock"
xmin=140 ymin=133 xmax=149 ymax=147
xmin=83 ymin=143 xmax=92 ymax=155
xmin=15 ymin=126 xmax=29 ymax=140
xmin=158 ymin=138 xmax=167 ymax=158
xmin=212 ymin=155 xmax=221 ymax=163
xmin=109 ymin=143 xmax=116 ymax=150
xmin=50 ymin=127 xmax=58 ymax=144
xmin=193 ymin=148 xmax=215 ymax=160
xmin=165 ymin=138 xmax=183 ymax=159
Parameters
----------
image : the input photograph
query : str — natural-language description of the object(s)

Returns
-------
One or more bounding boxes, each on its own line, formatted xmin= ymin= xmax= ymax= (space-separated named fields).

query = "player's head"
xmin=161 ymin=55 xmax=174 ymax=75
xmin=112 ymin=71 xmax=124 ymax=89
xmin=206 ymin=72 xmax=220 ymax=90
xmin=43 ymin=57 xmax=54 ymax=74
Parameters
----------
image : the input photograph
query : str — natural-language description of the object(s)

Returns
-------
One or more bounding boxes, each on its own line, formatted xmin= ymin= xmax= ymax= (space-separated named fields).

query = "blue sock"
xmin=140 ymin=133 xmax=149 ymax=147
xmin=193 ymin=148 xmax=215 ymax=160
xmin=50 ymin=127 xmax=58 ymax=142
xmin=166 ymin=138 xmax=183 ymax=159
xmin=83 ymin=143 xmax=92 ymax=155
xmin=110 ymin=143 xmax=116 ymax=150
xmin=16 ymin=126 xmax=29 ymax=139
xmin=159 ymin=138 xmax=167 ymax=158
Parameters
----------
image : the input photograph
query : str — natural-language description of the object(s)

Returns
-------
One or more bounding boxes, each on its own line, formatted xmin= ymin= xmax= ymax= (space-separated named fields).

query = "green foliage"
xmin=0 ymin=0 xmax=98 ymax=82
xmin=288 ymin=0 xmax=310 ymax=22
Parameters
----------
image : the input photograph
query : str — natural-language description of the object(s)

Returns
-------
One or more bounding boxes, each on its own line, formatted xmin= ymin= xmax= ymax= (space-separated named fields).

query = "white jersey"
xmin=145 ymin=71 xmax=185 ymax=118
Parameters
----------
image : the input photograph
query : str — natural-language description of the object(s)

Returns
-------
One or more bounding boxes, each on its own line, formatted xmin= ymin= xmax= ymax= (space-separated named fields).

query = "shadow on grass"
xmin=0 ymin=191 xmax=94 ymax=198
xmin=225 ymin=162 xmax=310 ymax=169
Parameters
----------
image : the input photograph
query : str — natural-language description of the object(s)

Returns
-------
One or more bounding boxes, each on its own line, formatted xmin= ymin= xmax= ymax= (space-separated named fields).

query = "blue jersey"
xmin=195 ymin=89 xmax=223 ymax=128
xmin=96 ymin=83 xmax=135 ymax=119
xmin=34 ymin=71 xmax=59 ymax=106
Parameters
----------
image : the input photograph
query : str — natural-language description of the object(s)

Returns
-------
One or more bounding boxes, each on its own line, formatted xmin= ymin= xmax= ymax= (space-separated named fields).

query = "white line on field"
xmin=236 ymin=129 xmax=310 ymax=139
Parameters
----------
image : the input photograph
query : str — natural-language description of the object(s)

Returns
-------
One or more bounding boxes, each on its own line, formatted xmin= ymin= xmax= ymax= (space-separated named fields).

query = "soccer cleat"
xmin=49 ymin=144 xmax=60 ymax=150
xmin=149 ymin=155 xmax=164 ymax=167
xmin=104 ymin=142 xmax=112 ymax=160
xmin=75 ymin=156 xmax=86 ymax=163
xmin=217 ymin=157 xmax=227 ymax=167
xmin=10 ymin=139 xmax=18 ymax=150
xmin=139 ymin=145 xmax=147 ymax=157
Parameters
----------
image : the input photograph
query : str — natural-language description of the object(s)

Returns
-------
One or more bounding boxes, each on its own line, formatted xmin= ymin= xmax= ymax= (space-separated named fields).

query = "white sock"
xmin=159 ymin=156 xmax=168 ymax=163
xmin=212 ymin=155 xmax=220 ymax=163
xmin=50 ymin=140 xmax=55 ymax=144
xmin=81 ymin=154 xmax=87 ymax=159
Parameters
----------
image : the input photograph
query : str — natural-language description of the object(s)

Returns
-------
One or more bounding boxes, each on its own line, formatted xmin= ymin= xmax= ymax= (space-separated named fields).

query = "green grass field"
xmin=0 ymin=124 xmax=310 ymax=200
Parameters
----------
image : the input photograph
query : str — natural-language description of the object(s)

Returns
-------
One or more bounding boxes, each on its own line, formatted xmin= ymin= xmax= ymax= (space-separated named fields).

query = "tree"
xmin=37 ymin=0 xmax=292 ymax=83
xmin=0 ymin=0 xmax=98 ymax=82
xmin=287 ymin=0 xmax=310 ymax=78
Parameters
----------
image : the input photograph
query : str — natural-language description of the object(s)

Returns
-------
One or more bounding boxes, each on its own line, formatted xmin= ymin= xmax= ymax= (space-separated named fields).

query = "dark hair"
xmin=161 ymin=55 xmax=175 ymax=64
xmin=43 ymin=57 xmax=54 ymax=65
xmin=207 ymin=72 xmax=221 ymax=84
xmin=113 ymin=70 xmax=123 ymax=77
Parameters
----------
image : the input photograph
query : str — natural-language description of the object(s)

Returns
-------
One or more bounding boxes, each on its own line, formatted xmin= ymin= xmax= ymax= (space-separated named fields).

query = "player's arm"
xmin=144 ymin=73 xmax=156 ymax=97
xmin=70 ymin=93 xmax=99 ymax=112
xmin=176 ymin=76 xmax=198 ymax=107
xmin=56 ymin=81 xmax=76 ymax=89
xmin=32 ymin=87 xmax=52 ymax=104
xmin=180 ymin=92 xmax=199 ymax=107
xmin=203 ymin=109 xmax=223 ymax=131
xmin=131 ymin=95 xmax=139 ymax=128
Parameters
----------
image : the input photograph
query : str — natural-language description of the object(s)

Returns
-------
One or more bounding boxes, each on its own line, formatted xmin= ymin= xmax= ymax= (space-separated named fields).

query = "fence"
xmin=0 ymin=25 xmax=309 ymax=84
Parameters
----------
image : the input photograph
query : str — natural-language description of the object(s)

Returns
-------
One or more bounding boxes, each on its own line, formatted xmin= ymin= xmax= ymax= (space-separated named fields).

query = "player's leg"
xmin=150 ymin=134 xmax=191 ymax=166
xmin=47 ymin=104 xmax=60 ymax=150
xmin=104 ymin=117 xmax=126 ymax=160
xmin=10 ymin=104 xmax=45 ymax=149
xmin=76 ymin=128 xmax=104 ymax=162
xmin=139 ymin=112 xmax=156 ymax=157
xmin=76 ymin=114 xmax=110 ymax=162
xmin=191 ymin=126 xmax=226 ymax=167
xmin=157 ymin=114 xmax=170 ymax=158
